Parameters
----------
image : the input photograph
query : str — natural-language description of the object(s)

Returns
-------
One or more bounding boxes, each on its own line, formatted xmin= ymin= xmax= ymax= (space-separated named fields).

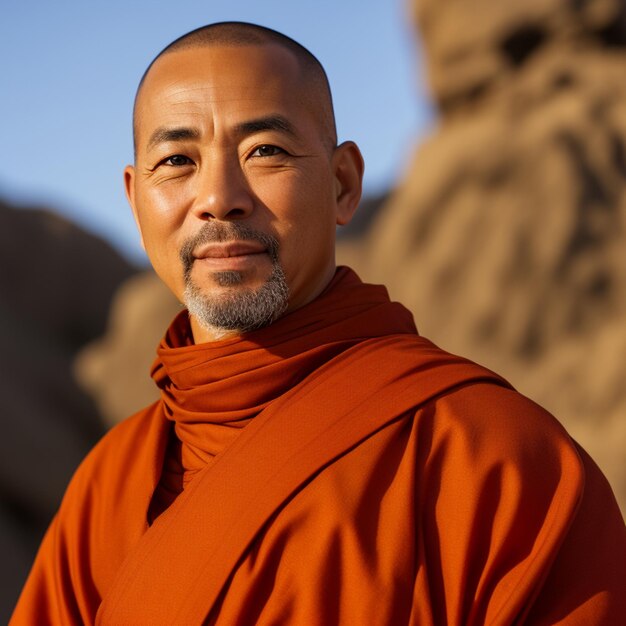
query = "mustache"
xmin=179 ymin=222 xmax=280 ymax=276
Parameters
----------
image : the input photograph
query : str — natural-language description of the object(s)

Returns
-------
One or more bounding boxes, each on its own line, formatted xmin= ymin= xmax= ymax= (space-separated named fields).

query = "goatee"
xmin=179 ymin=222 xmax=289 ymax=334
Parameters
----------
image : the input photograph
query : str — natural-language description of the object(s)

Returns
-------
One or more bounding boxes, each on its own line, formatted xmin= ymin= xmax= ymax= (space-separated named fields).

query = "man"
xmin=11 ymin=22 xmax=625 ymax=625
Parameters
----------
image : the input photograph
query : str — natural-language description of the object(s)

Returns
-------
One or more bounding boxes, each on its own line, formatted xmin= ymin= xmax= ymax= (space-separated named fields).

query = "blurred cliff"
xmin=0 ymin=199 xmax=135 ymax=620
xmin=340 ymin=0 xmax=626 ymax=510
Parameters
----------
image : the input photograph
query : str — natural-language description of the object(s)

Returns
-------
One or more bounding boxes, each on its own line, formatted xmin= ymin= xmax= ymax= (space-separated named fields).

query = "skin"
xmin=125 ymin=43 xmax=364 ymax=344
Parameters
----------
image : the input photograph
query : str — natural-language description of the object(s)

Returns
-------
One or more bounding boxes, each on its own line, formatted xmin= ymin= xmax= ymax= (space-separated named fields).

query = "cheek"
xmin=275 ymin=197 xmax=338 ymax=281
xmin=252 ymin=163 xmax=333 ymax=212
xmin=134 ymin=194 xmax=188 ymax=293
xmin=137 ymin=216 xmax=175 ymax=270
xmin=140 ymin=184 xmax=189 ymax=228
xmin=135 ymin=185 xmax=188 ymax=249
xmin=283 ymin=178 xmax=335 ymax=245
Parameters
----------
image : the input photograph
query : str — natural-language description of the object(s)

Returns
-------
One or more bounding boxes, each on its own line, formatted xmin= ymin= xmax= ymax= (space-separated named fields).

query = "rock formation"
xmin=75 ymin=271 xmax=181 ymax=427
xmin=0 ymin=199 xmax=135 ymax=620
xmin=338 ymin=0 xmax=626 ymax=510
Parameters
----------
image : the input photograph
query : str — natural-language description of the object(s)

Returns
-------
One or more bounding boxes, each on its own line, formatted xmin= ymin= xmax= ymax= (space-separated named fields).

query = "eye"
xmin=250 ymin=145 xmax=285 ymax=157
xmin=161 ymin=154 xmax=193 ymax=167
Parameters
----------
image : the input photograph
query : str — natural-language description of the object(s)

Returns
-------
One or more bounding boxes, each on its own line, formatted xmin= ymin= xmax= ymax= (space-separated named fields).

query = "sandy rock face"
xmin=339 ymin=1 xmax=626 ymax=511
xmin=75 ymin=271 xmax=181 ymax=427
xmin=0 ymin=202 xmax=135 ymax=350
xmin=415 ymin=0 xmax=625 ymax=112
xmin=0 ymin=200 xmax=135 ymax=620
xmin=362 ymin=47 xmax=626 ymax=359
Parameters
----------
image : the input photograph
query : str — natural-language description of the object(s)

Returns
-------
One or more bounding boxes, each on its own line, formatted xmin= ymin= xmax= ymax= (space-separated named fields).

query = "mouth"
xmin=193 ymin=240 xmax=268 ymax=260
xmin=191 ymin=240 xmax=270 ymax=273
xmin=180 ymin=223 xmax=280 ymax=280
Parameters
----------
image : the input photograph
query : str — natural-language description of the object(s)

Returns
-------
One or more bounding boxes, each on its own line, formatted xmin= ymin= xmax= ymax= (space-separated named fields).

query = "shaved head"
xmin=133 ymin=22 xmax=337 ymax=155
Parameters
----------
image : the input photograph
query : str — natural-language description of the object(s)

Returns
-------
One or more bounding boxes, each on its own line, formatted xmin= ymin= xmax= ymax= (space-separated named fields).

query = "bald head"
xmin=133 ymin=22 xmax=337 ymax=155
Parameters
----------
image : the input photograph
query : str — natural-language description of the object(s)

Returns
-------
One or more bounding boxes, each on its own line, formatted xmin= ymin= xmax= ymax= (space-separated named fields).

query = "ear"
xmin=123 ymin=164 xmax=146 ymax=250
xmin=332 ymin=141 xmax=364 ymax=226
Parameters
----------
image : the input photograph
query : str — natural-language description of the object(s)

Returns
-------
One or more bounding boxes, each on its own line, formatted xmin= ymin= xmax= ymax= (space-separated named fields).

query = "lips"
xmin=193 ymin=240 xmax=268 ymax=260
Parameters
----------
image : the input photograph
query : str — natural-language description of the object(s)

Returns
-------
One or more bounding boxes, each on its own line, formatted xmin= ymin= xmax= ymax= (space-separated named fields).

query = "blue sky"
xmin=1 ymin=0 xmax=434 ymax=262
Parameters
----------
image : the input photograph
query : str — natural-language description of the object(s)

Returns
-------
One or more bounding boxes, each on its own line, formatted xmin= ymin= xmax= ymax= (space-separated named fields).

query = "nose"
xmin=190 ymin=155 xmax=254 ymax=221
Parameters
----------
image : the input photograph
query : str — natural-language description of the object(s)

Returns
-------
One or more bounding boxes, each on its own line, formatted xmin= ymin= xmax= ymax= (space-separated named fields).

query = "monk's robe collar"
xmin=149 ymin=267 xmax=417 ymax=488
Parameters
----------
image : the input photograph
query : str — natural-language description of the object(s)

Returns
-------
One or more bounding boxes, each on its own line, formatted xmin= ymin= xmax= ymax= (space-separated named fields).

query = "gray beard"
xmin=180 ymin=223 xmax=289 ymax=335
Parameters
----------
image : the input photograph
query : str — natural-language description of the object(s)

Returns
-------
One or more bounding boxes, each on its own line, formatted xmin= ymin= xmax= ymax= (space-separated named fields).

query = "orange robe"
xmin=11 ymin=268 xmax=626 ymax=625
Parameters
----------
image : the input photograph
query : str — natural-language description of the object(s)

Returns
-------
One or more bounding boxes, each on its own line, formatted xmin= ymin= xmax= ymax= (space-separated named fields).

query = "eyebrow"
xmin=233 ymin=115 xmax=297 ymax=138
xmin=146 ymin=126 xmax=200 ymax=152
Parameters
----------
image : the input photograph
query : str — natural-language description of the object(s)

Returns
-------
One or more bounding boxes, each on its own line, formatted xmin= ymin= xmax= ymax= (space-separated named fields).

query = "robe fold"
xmin=11 ymin=268 xmax=626 ymax=625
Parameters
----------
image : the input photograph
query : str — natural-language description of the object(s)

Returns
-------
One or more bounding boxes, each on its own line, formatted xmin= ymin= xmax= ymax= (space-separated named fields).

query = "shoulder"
xmin=383 ymin=338 xmax=590 ymax=536
xmin=329 ymin=331 xmax=584 ymax=511
xmin=379 ymin=334 xmax=577 ymax=463
xmin=433 ymin=380 xmax=574 ymax=448
xmin=12 ymin=403 xmax=169 ymax=618
xmin=415 ymin=377 xmax=584 ymax=494
xmin=75 ymin=402 xmax=163 ymax=477
xmin=48 ymin=402 xmax=167 ymax=572
xmin=58 ymin=401 xmax=167 ymax=520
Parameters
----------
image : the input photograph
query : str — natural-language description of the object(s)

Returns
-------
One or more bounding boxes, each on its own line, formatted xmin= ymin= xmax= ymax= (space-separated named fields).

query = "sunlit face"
xmin=125 ymin=43 xmax=363 ymax=343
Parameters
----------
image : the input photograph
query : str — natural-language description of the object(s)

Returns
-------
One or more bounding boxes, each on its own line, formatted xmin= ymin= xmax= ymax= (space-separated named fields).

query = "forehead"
xmin=135 ymin=44 xmax=311 ymax=137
